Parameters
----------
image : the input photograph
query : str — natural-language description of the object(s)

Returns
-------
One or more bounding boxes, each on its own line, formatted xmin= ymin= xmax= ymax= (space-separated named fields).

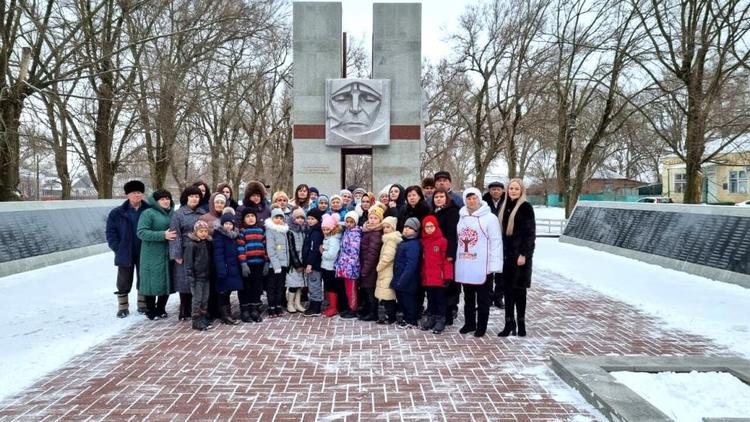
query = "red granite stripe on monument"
xmin=390 ymin=125 xmax=421 ymax=139
xmin=295 ymin=124 xmax=421 ymax=140
xmin=294 ymin=124 xmax=326 ymax=139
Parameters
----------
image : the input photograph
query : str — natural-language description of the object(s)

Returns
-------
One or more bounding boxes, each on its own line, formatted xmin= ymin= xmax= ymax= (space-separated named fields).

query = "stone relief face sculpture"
xmin=326 ymin=79 xmax=390 ymax=146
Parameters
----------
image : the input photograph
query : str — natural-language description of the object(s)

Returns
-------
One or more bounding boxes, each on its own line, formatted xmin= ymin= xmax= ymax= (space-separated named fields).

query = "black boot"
xmin=420 ymin=315 xmax=436 ymax=331
xmin=474 ymin=312 xmax=489 ymax=337
xmin=240 ymin=304 xmax=252 ymax=323
xmin=493 ymin=295 xmax=504 ymax=309
xmin=250 ymin=304 xmax=263 ymax=322
xmin=432 ymin=316 xmax=446 ymax=334
xmin=178 ymin=293 xmax=191 ymax=321
xmin=144 ymin=295 xmax=157 ymax=320
xmin=220 ymin=304 xmax=239 ymax=325
xmin=192 ymin=315 xmax=208 ymax=331
xmin=116 ymin=293 xmax=129 ymax=318
xmin=459 ymin=324 xmax=476 ymax=334
xmin=303 ymin=301 xmax=321 ymax=317
xmin=156 ymin=295 xmax=169 ymax=319
xmin=518 ymin=318 xmax=526 ymax=337
xmin=498 ymin=318 xmax=517 ymax=337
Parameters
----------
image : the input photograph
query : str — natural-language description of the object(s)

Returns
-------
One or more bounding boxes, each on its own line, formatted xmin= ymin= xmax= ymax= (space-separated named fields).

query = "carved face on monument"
xmin=326 ymin=79 xmax=390 ymax=146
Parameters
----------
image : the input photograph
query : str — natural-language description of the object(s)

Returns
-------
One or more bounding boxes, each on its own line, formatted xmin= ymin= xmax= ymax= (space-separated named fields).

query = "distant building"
xmin=579 ymin=169 xmax=647 ymax=195
xmin=661 ymin=139 xmax=750 ymax=204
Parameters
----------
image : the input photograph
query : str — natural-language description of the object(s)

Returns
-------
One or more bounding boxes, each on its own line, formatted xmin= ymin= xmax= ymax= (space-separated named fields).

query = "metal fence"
xmin=536 ymin=218 xmax=567 ymax=237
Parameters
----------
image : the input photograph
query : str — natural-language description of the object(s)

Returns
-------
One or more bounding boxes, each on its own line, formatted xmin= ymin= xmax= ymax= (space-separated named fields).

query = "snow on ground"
xmin=535 ymin=238 xmax=750 ymax=358
xmin=0 ymin=253 xmax=140 ymax=401
xmin=532 ymin=205 xmax=566 ymax=220
xmin=610 ymin=371 xmax=750 ymax=421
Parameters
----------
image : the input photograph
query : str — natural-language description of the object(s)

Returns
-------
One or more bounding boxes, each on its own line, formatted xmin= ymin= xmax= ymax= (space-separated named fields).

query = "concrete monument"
xmin=292 ymin=2 xmax=422 ymax=194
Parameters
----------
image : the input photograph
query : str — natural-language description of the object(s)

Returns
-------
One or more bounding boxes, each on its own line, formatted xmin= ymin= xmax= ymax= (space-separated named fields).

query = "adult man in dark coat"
xmin=433 ymin=171 xmax=464 ymax=208
xmin=106 ymin=180 xmax=151 ymax=318
xmin=483 ymin=181 xmax=506 ymax=308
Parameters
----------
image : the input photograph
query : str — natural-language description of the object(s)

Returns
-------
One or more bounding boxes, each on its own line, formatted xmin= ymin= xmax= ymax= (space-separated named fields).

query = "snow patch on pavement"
xmin=0 ymin=253 xmax=141 ymax=401
xmin=535 ymin=238 xmax=750 ymax=358
xmin=610 ymin=370 xmax=750 ymax=421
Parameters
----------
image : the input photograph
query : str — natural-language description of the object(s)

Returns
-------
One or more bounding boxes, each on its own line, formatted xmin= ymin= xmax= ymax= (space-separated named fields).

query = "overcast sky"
xmin=296 ymin=0 xmax=471 ymax=64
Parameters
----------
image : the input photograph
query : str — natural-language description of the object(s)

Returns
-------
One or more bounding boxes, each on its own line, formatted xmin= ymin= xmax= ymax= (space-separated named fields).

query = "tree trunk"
xmin=683 ymin=83 xmax=706 ymax=204
xmin=0 ymin=99 xmax=23 ymax=201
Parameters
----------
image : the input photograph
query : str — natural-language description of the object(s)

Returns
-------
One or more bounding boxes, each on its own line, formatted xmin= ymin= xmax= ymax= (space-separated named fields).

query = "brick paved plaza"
xmin=0 ymin=268 xmax=730 ymax=421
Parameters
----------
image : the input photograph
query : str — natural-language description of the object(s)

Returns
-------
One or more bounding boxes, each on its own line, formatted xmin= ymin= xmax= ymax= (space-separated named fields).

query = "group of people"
xmin=105 ymin=171 xmax=535 ymax=338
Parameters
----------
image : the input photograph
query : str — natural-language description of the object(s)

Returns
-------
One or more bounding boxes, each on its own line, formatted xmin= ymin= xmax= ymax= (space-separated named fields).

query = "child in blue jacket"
xmin=392 ymin=217 xmax=422 ymax=328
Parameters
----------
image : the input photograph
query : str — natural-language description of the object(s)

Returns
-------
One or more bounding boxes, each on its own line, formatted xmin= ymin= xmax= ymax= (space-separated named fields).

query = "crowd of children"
xmin=108 ymin=173 xmax=536 ymax=338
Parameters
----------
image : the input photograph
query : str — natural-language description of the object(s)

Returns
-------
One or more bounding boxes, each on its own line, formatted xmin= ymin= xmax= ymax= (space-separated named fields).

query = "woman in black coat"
xmin=384 ymin=183 xmax=406 ymax=219
xmin=498 ymin=178 xmax=535 ymax=337
xmin=396 ymin=185 xmax=430 ymax=233
xmin=431 ymin=188 xmax=460 ymax=325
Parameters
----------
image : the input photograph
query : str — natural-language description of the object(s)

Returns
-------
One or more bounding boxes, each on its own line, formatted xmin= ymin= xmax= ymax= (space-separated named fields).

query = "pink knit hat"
xmin=321 ymin=213 xmax=340 ymax=230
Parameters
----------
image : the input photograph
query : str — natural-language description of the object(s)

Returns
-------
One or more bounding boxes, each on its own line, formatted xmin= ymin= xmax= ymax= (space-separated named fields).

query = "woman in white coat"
xmin=454 ymin=188 xmax=503 ymax=337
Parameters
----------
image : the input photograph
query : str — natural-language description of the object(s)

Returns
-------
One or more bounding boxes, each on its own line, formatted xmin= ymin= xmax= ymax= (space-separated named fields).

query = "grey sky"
xmin=296 ymin=0 xmax=471 ymax=64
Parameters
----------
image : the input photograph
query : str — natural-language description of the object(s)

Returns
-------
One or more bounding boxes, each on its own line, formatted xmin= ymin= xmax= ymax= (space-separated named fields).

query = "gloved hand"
xmin=274 ymin=268 xmax=282 ymax=274
xmin=241 ymin=264 xmax=251 ymax=278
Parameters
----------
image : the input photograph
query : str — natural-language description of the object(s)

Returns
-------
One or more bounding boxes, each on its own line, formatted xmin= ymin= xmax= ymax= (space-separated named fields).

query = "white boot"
xmin=287 ymin=291 xmax=297 ymax=313
xmin=294 ymin=290 xmax=306 ymax=312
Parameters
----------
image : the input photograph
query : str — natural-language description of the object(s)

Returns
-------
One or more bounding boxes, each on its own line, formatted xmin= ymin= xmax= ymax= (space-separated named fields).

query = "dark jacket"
xmin=397 ymin=201 xmax=431 ymax=233
xmin=106 ymin=199 xmax=151 ymax=267
xmin=359 ymin=224 xmax=383 ymax=289
xmin=483 ymin=192 xmax=506 ymax=216
xmin=391 ymin=236 xmax=422 ymax=293
xmin=213 ymin=227 xmax=243 ymax=292
xmin=184 ymin=233 xmax=213 ymax=285
xmin=384 ymin=183 xmax=406 ymax=219
xmin=501 ymin=200 xmax=536 ymax=289
xmin=302 ymin=223 xmax=324 ymax=271
xmin=432 ymin=202 xmax=460 ymax=261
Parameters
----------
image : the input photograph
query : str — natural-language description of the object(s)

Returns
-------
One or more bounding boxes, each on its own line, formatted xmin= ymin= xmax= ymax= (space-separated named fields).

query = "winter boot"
xmin=498 ymin=318 xmax=517 ymax=337
xmin=493 ymin=294 xmax=504 ymax=309
xmin=156 ymin=295 xmax=169 ymax=319
xmin=344 ymin=279 xmax=358 ymax=312
xmin=474 ymin=312 xmax=489 ymax=337
xmin=240 ymin=304 xmax=252 ymax=323
xmin=287 ymin=291 xmax=297 ymax=313
xmin=137 ymin=294 xmax=147 ymax=315
xmin=517 ymin=318 xmax=526 ymax=337
xmin=116 ymin=293 xmax=129 ymax=318
xmin=420 ymin=315 xmax=436 ymax=331
xmin=294 ymin=290 xmax=306 ymax=313
xmin=303 ymin=301 xmax=321 ymax=317
xmin=459 ymin=323 xmax=476 ymax=334
xmin=322 ymin=292 xmax=338 ymax=317
xmin=144 ymin=296 xmax=157 ymax=320
xmin=432 ymin=316 xmax=446 ymax=334
xmin=220 ymin=304 xmax=239 ymax=325
xmin=249 ymin=304 xmax=263 ymax=322
xmin=192 ymin=314 xmax=208 ymax=331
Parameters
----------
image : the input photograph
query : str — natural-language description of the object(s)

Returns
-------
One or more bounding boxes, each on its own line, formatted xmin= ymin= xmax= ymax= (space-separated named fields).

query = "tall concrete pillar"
xmin=292 ymin=2 xmax=342 ymax=195
xmin=371 ymin=3 xmax=423 ymax=192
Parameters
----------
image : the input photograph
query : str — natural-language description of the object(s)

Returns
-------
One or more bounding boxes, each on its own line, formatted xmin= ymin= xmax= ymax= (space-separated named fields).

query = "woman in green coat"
xmin=137 ymin=189 xmax=177 ymax=320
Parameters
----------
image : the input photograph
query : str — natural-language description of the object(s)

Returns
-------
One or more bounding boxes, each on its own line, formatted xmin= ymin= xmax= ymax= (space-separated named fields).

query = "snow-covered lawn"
xmin=533 ymin=205 xmax=566 ymax=220
xmin=535 ymin=238 xmax=750 ymax=358
xmin=0 ymin=253 xmax=140 ymax=400
xmin=610 ymin=371 xmax=750 ymax=421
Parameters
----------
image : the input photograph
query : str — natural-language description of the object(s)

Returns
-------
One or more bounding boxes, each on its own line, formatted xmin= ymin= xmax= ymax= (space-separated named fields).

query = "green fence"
xmin=526 ymin=193 xmax=653 ymax=207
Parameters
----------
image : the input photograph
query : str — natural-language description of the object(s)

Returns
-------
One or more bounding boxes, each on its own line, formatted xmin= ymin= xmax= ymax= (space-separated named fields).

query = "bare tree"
xmin=630 ymin=0 xmax=750 ymax=203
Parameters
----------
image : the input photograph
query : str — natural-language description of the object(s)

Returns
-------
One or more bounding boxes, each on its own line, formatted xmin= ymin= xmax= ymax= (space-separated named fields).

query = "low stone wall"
xmin=560 ymin=201 xmax=750 ymax=288
xmin=0 ymin=199 xmax=123 ymax=277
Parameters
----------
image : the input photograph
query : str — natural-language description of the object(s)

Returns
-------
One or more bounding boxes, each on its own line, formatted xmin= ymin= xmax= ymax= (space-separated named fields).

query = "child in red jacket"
xmin=420 ymin=215 xmax=454 ymax=333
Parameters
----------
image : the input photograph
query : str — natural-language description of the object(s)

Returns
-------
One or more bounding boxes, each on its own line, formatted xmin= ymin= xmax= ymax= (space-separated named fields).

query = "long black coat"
xmin=500 ymin=200 xmax=535 ymax=289
xmin=432 ymin=202 xmax=460 ymax=261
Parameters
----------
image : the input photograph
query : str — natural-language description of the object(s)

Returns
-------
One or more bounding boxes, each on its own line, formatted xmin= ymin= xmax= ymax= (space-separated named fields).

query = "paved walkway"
xmin=0 ymin=269 xmax=730 ymax=421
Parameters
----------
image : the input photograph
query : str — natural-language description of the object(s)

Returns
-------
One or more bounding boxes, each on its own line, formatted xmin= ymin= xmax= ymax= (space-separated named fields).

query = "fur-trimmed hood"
xmin=264 ymin=217 xmax=289 ymax=234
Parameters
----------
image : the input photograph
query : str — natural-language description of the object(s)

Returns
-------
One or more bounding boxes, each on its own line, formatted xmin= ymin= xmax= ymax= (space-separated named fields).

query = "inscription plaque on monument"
xmin=563 ymin=204 xmax=750 ymax=276
xmin=325 ymin=78 xmax=391 ymax=146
